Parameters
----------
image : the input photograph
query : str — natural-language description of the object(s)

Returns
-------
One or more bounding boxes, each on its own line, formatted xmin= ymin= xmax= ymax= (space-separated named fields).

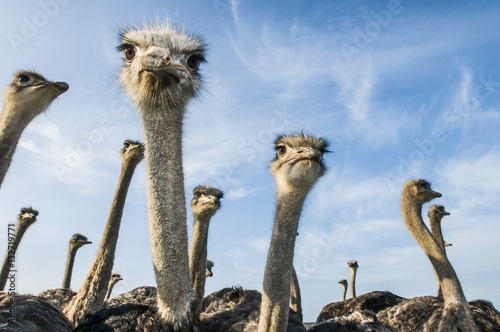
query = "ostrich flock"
xmin=0 ymin=19 xmax=499 ymax=332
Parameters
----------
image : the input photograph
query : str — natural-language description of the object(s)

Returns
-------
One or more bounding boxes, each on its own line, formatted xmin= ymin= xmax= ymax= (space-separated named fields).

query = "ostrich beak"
xmin=431 ymin=190 xmax=442 ymax=198
xmin=288 ymin=148 xmax=322 ymax=164
xmin=198 ymin=195 xmax=217 ymax=204
xmin=139 ymin=46 xmax=189 ymax=83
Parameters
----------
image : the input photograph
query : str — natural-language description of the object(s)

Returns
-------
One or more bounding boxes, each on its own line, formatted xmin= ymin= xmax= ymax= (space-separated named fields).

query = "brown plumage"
xmin=200 ymin=287 xmax=305 ymax=332
xmin=316 ymin=291 xmax=405 ymax=324
xmin=0 ymin=292 xmax=73 ymax=331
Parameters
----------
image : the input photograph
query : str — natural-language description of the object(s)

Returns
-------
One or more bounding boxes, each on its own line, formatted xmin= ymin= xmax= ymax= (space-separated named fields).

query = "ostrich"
xmin=377 ymin=179 xmax=479 ymax=332
xmin=0 ymin=292 xmax=73 ymax=331
xmin=105 ymin=273 xmax=123 ymax=300
xmin=0 ymin=207 xmax=39 ymax=290
xmin=62 ymin=234 xmax=92 ymax=289
xmin=0 ymin=70 xmax=68 ymax=188
xmin=315 ymin=291 xmax=404 ymax=324
xmin=257 ymin=132 xmax=329 ymax=332
xmin=348 ymin=260 xmax=358 ymax=299
xmin=428 ymin=205 xmax=450 ymax=255
xmin=338 ymin=279 xmax=348 ymax=301
xmin=429 ymin=204 xmax=450 ymax=298
xmin=38 ymin=234 xmax=92 ymax=308
xmin=77 ymin=133 xmax=321 ymax=332
xmin=316 ymin=262 xmax=404 ymax=324
xmin=63 ymin=139 xmax=144 ymax=325
xmin=189 ymin=185 xmax=223 ymax=323
xmin=206 ymin=260 xmax=214 ymax=278
xmin=75 ymin=20 xmax=207 ymax=331
xmin=291 ymin=267 xmax=303 ymax=322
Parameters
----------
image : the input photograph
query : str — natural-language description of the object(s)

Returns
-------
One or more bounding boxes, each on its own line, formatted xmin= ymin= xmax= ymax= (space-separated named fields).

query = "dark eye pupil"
xmin=124 ymin=47 xmax=135 ymax=60
xmin=187 ymin=55 xmax=200 ymax=69
xmin=18 ymin=75 xmax=30 ymax=83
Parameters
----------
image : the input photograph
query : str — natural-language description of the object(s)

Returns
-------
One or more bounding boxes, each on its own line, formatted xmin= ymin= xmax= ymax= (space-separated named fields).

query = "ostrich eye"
xmin=276 ymin=146 xmax=287 ymax=157
xmin=124 ymin=46 xmax=136 ymax=61
xmin=187 ymin=55 xmax=202 ymax=69
xmin=124 ymin=142 xmax=130 ymax=149
xmin=194 ymin=192 xmax=201 ymax=198
xmin=18 ymin=74 xmax=30 ymax=83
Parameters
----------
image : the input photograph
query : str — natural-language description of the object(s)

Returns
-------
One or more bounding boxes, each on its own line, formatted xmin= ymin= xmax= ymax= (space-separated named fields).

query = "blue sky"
xmin=1 ymin=0 xmax=499 ymax=322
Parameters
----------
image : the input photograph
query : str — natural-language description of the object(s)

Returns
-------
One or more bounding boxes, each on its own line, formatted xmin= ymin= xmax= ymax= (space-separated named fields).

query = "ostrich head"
xmin=18 ymin=207 xmax=39 ymax=228
xmin=191 ymin=185 xmax=223 ymax=219
xmin=120 ymin=139 xmax=144 ymax=165
xmin=428 ymin=205 xmax=450 ymax=220
xmin=206 ymin=260 xmax=214 ymax=278
xmin=69 ymin=233 xmax=92 ymax=250
xmin=2 ymin=70 xmax=68 ymax=121
xmin=338 ymin=279 xmax=348 ymax=287
xmin=110 ymin=273 xmax=123 ymax=284
xmin=404 ymin=179 xmax=442 ymax=204
xmin=270 ymin=132 xmax=329 ymax=192
xmin=117 ymin=21 xmax=207 ymax=116
xmin=348 ymin=260 xmax=358 ymax=271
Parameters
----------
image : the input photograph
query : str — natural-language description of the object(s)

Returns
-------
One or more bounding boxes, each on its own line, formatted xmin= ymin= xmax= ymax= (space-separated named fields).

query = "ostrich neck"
xmin=63 ymin=159 xmax=139 ymax=325
xmin=105 ymin=281 xmax=118 ymax=300
xmin=429 ymin=213 xmax=446 ymax=298
xmin=0 ymin=223 xmax=30 ymax=291
xmin=258 ymin=190 xmax=307 ymax=332
xmin=0 ymin=105 xmax=34 ymax=188
xmin=143 ymin=111 xmax=196 ymax=330
xmin=350 ymin=268 xmax=357 ymax=298
xmin=62 ymin=246 xmax=79 ymax=289
xmin=189 ymin=214 xmax=211 ymax=318
xmin=430 ymin=215 xmax=446 ymax=254
xmin=341 ymin=285 xmax=347 ymax=301
xmin=401 ymin=193 xmax=466 ymax=305
xmin=290 ymin=266 xmax=303 ymax=322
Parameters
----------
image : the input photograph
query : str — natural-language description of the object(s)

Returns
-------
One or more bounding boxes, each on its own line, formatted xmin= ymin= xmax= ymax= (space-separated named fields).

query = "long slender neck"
xmin=429 ymin=213 xmax=446 ymax=297
xmin=62 ymin=245 xmax=78 ymax=289
xmin=189 ymin=213 xmax=211 ymax=319
xmin=143 ymin=111 xmax=196 ymax=331
xmin=0 ymin=105 xmax=34 ymax=188
xmin=401 ymin=193 xmax=465 ymax=305
xmin=0 ymin=223 xmax=29 ymax=290
xmin=290 ymin=266 xmax=303 ymax=322
xmin=258 ymin=190 xmax=307 ymax=332
xmin=341 ymin=284 xmax=347 ymax=301
xmin=430 ymin=214 xmax=446 ymax=255
xmin=349 ymin=268 xmax=357 ymax=298
xmin=105 ymin=281 xmax=118 ymax=300
xmin=64 ymin=159 xmax=138 ymax=325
